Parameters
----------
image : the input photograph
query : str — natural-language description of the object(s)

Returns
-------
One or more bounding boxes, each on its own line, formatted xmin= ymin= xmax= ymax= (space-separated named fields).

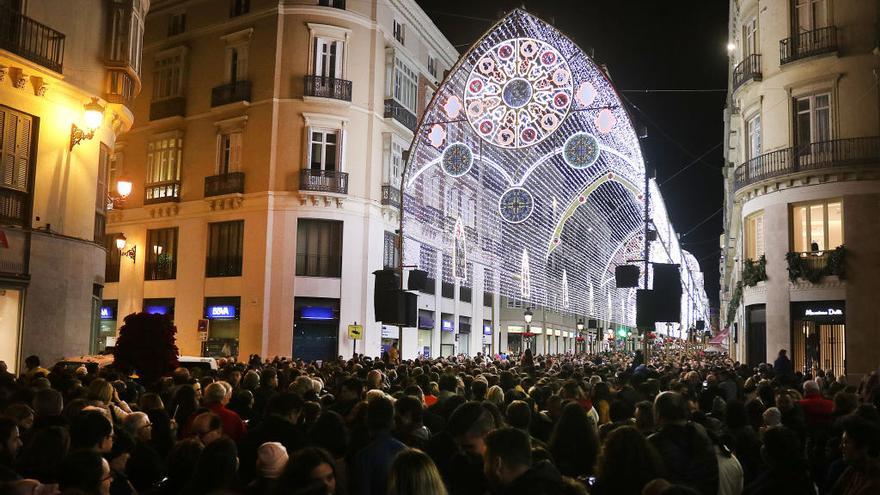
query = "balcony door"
xmin=794 ymin=0 xmax=828 ymax=33
xmin=794 ymin=93 xmax=830 ymax=163
xmin=314 ymin=38 xmax=343 ymax=80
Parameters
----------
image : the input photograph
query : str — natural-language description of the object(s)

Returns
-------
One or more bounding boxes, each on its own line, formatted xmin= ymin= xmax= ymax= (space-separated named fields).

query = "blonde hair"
xmin=87 ymin=379 xmax=114 ymax=404
xmin=388 ymin=449 xmax=447 ymax=495
xmin=487 ymin=385 xmax=505 ymax=406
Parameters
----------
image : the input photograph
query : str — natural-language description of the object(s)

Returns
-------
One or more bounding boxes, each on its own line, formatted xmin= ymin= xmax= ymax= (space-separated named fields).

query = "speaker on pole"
xmin=374 ymin=269 xmax=400 ymax=323
xmin=407 ymin=269 xmax=428 ymax=291
xmin=615 ymin=265 xmax=640 ymax=288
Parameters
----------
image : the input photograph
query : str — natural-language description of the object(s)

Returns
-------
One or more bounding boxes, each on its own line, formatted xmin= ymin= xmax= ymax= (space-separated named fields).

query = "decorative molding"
xmin=206 ymin=195 xmax=243 ymax=211
xmin=35 ymin=79 xmax=48 ymax=96
xmin=298 ymin=192 xmax=344 ymax=208
xmin=148 ymin=204 xmax=180 ymax=218
xmin=0 ymin=65 xmax=8 ymax=82
xmin=13 ymin=69 xmax=29 ymax=90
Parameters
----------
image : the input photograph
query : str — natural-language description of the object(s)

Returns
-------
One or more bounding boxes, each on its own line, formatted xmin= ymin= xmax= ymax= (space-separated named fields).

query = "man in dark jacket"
xmin=351 ymin=396 xmax=406 ymax=495
xmin=483 ymin=427 xmax=569 ymax=495
xmin=773 ymin=349 xmax=794 ymax=379
xmin=648 ymin=391 xmax=719 ymax=495
xmin=239 ymin=392 xmax=306 ymax=483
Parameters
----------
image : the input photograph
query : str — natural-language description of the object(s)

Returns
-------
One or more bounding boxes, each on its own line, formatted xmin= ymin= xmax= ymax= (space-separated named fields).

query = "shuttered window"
xmin=206 ymin=220 xmax=243 ymax=277
xmin=0 ymin=106 xmax=34 ymax=226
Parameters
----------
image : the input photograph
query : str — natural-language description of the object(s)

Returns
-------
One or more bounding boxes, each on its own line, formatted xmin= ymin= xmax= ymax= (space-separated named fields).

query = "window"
xmin=745 ymin=211 xmax=765 ymax=261
xmin=152 ymin=50 xmax=186 ymax=100
xmin=230 ymin=0 xmax=249 ymax=17
xmin=791 ymin=199 xmax=842 ymax=252
xmin=794 ymin=0 xmax=828 ymax=32
xmin=384 ymin=136 xmax=405 ymax=186
xmin=794 ymin=93 xmax=830 ymax=151
xmin=743 ymin=16 xmax=758 ymax=56
xmin=309 ymin=129 xmax=339 ymax=171
xmin=392 ymin=20 xmax=405 ymax=45
xmin=296 ymin=219 xmax=342 ymax=277
xmin=108 ymin=148 xmax=120 ymax=198
xmin=206 ymin=220 xmax=244 ymax=277
xmin=313 ymin=38 xmax=343 ymax=79
xmin=0 ymin=106 xmax=34 ymax=227
xmin=146 ymin=134 xmax=182 ymax=185
xmin=146 ymin=227 xmax=178 ymax=280
xmin=392 ymin=57 xmax=418 ymax=113
xmin=217 ymin=131 xmax=242 ymax=174
xmin=226 ymin=45 xmax=247 ymax=83
xmin=168 ymin=12 xmax=186 ymax=36
xmin=107 ymin=0 xmax=146 ymax=74
xmin=746 ymin=114 xmax=761 ymax=160
xmin=383 ymin=231 xmax=399 ymax=269
xmin=427 ymin=55 xmax=437 ymax=78
xmin=318 ymin=0 xmax=346 ymax=7
xmin=104 ymin=233 xmax=122 ymax=283
xmin=94 ymin=144 xmax=111 ymax=242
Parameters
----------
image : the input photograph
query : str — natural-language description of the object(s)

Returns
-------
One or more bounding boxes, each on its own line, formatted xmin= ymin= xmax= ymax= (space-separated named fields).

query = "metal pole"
xmin=642 ymin=165 xmax=651 ymax=360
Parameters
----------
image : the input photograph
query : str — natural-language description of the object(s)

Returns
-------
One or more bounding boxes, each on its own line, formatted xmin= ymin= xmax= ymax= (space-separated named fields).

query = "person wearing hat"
xmin=248 ymin=442 xmax=288 ymax=495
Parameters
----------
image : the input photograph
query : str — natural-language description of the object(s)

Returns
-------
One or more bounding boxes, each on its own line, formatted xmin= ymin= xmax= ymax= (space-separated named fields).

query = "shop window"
xmin=146 ymin=227 xmax=178 ymax=280
xmin=296 ymin=219 xmax=342 ymax=277
xmin=206 ymin=220 xmax=244 ymax=277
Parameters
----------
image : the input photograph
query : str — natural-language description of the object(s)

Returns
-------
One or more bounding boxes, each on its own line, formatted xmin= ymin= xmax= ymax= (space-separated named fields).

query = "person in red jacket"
xmin=799 ymin=380 xmax=834 ymax=429
xmin=202 ymin=382 xmax=247 ymax=443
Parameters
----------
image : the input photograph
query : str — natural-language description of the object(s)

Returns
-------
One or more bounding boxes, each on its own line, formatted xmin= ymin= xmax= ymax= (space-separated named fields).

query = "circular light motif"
xmin=502 ymin=78 xmax=533 ymax=108
xmin=498 ymin=187 xmax=534 ymax=224
xmin=563 ymin=132 xmax=600 ymax=169
xmin=575 ymin=81 xmax=597 ymax=106
xmin=441 ymin=142 xmax=474 ymax=177
xmin=465 ymin=38 xmax=572 ymax=149
xmin=596 ymin=108 xmax=617 ymax=133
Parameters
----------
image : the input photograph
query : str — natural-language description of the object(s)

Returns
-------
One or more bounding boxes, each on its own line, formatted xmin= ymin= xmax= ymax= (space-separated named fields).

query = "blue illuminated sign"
xmin=301 ymin=306 xmax=335 ymax=320
xmin=100 ymin=307 xmax=114 ymax=320
xmin=441 ymin=320 xmax=453 ymax=332
xmin=483 ymin=325 xmax=492 ymax=335
xmin=206 ymin=305 xmax=236 ymax=319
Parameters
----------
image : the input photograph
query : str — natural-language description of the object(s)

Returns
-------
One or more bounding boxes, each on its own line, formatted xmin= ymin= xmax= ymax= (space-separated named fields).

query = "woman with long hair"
xmin=593 ymin=426 xmax=665 ymax=495
xmin=277 ymin=447 xmax=338 ymax=495
xmin=548 ymin=402 xmax=599 ymax=478
xmin=591 ymin=382 xmax=612 ymax=425
xmin=169 ymin=384 xmax=199 ymax=438
xmin=387 ymin=449 xmax=447 ymax=495
xmin=186 ymin=436 xmax=241 ymax=494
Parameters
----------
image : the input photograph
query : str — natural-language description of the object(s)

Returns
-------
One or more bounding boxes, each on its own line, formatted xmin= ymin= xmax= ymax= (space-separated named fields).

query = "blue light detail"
xmin=302 ymin=306 xmax=335 ymax=320
xmin=100 ymin=307 xmax=114 ymax=320
xmin=206 ymin=305 xmax=237 ymax=319
xmin=145 ymin=305 xmax=169 ymax=315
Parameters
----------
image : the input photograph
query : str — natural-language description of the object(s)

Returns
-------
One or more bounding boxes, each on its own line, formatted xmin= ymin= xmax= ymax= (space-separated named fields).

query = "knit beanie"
xmin=256 ymin=442 xmax=288 ymax=479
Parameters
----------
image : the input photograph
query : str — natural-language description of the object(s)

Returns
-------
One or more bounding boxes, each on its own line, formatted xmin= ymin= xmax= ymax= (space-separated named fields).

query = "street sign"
xmin=348 ymin=324 xmax=363 ymax=340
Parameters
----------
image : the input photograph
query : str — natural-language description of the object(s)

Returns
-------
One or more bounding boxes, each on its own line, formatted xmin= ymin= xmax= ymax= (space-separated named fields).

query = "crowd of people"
xmin=0 ymin=344 xmax=879 ymax=495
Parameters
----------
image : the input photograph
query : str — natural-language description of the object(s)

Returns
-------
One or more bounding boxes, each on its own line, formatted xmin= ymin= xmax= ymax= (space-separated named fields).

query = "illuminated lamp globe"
xmin=576 ymin=319 xmax=585 ymax=331
xmin=726 ymin=42 xmax=736 ymax=53
xmin=115 ymin=234 xmax=127 ymax=251
xmin=523 ymin=307 xmax=533 ymax=324
xmin=83 ymin=98 xmax=105 ymax=130
xmin=116 ymin=177 xmax=133 ymax=198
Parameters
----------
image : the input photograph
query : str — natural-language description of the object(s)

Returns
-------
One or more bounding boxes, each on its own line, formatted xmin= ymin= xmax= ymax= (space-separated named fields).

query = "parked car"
xmin=56 ymin=354 xmax=218 ymax=374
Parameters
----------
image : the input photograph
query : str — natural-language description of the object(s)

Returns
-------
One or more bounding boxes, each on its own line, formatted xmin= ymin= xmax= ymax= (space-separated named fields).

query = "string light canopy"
xmin=400 ymin=9 xmax=709 ymax=333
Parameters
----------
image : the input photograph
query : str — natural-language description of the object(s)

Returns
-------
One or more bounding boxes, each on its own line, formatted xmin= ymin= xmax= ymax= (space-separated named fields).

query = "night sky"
xmin=416 ymin=0 xmax=729 ymax=308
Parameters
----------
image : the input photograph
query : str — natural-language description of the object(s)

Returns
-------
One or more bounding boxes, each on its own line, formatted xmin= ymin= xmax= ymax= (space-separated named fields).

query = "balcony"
xmin=211 ymin=80 xmax=251 ymax=107
xmin=204 ymin=172 xmax=244 ymax=197
xmin=0 ymin=187 xmax=28 ymax=227
xmin=732 ymin=54 xmax=761 ymax=92
xmin=144 ymin=180 xmax=181 ymax=204
xmin=304 ymin=75 xmax=352 ymax=102
xmin=780 ymin=26 xmax=837 ymax=65
xmin=733 ymin=136 xmax=880 ymax=191
xmin=0 ymin=6 xmax=65 ymax=73
xmin=149 ymin=96 xmax=186 ymax=121
xmin=786 ymin=247 xmax=846 ymax=283
xmin=105 ymin=69 xmax=137 ymax=106
xmin=381 ymin=185 xmax=401 ymax=208
xmin=299 ymin=169 xmax=348 ymax=194
xmin=384 ymin=98 xmax=418 ymax=132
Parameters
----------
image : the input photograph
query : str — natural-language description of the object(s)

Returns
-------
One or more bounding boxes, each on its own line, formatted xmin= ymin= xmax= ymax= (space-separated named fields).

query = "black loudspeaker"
xmin=615 ymin=265 xmax=640 ymax=288
xmin=652 ymin=263 xmax=681 ymax=293
xmin=696 ymin=320 xmax=705 ymax=330
xmin=636 ymin=289 xmax=682 ymax=326
xmin=407 ymin=269 xmax=428 ymax=291
xmin=588 ymin=319 xmax=598 ymax=329
xmin=385 ymin=290 xmax=418 ymax=327
xmin=374 ymin=269 xmax=400 ymax=323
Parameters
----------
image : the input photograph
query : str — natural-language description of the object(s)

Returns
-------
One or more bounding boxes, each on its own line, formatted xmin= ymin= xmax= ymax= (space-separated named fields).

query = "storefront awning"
xmin=708 ymin=328 xmax=730 ymax=345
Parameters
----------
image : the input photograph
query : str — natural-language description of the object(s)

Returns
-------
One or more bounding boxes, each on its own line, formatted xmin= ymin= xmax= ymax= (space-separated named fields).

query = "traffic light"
xmin=617 ymin=328 xmax=627 ymax=338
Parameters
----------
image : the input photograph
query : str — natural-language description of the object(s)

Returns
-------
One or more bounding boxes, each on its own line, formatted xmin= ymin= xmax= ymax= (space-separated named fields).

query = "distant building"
xmin=721 ymin=0 xmax=880 ymax=380
xmin=0 ymin=0 xmax=149 ymax=370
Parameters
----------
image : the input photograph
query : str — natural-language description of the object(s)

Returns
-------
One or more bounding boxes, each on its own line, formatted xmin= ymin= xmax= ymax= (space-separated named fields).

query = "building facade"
xmin=105 ymin=0 xmax=465 ymax=360
xmin=0 ymin=0 xmax=148 ymax=370
xmin=721 ymin=0 xmax=880 ymax=380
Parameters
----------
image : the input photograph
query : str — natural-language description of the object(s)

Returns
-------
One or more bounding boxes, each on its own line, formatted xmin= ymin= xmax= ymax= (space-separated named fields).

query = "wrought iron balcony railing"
xmin=211 ymin=80 xmax=251 ymax=107
xmin=304 ymin=75 xmax=352 ymax=101
xmin=0 ymin=187 xmax=29 ymax=227
xmin=149 ymin=96 xmax=186 ymax=120
xmin=381 ymin=185 xmax=401 ymax=208
xmin=145 ymin=180 xmax=181 ymax=204
xmin=0 ymin=6 xmax=65 ymax=72
xmin=204 ymin=172 xmax=244 ymax=197
xmin=384 ymin=98 xmax=418 ymax=132
xmin=780 ymin=26 xmax=837 ymax=65
xmin=732 ymin=54 xmax=761 ymax=92
xmin=104 ymin=69 xmax=137 ymax=106
xmin=733 ymin=136 xmax=880 ymax=190
xmin=299 ymin=169 xmax=348 ymax=194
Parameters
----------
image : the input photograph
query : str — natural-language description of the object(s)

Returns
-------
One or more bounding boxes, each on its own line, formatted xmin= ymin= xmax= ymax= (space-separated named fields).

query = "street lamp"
xmin=523 ymin=308 xmax=534 ymax=351
xmin=70 ymin=98 xmax=105 ymax=150
xmin=116 ymin=234 xmax=136 ymax=263
xmin=523 ymin=307 xmax=533 ymax=324
xmin=576 ymin=319 xmax=585 ymax=354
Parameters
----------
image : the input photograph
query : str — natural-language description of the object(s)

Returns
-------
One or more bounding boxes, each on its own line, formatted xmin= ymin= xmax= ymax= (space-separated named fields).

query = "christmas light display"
xmin=400 ymin=9 xmax=709 ymax=332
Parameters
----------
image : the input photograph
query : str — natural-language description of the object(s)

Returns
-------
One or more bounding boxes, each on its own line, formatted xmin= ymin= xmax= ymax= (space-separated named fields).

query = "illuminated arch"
xmin=400 ymin=9 xmax=707 ymax=327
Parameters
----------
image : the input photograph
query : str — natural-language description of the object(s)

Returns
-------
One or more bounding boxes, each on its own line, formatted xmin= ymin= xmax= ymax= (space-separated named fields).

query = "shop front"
xmin=458 ymin=316 xmax=471 ymax=355
xmin=417 ymin=310 xmax=434 ymax=358
xmin=202 ymin=297 xmax=241 ymax=358
xmin=293 ymin=298 xmax=339 ymax=363
xmin=143 ymin=298 xmax=175 ymax=321
xmin=381 ymin=325 xmax=399 ymax=357
xmin=0 ymin=287 xmax=23 ymax=372
xmin=440 ymin=314 xmax=454 ymax=357
xmin=791 ymin=301 xmax=846 ymax=376
xmin=482 ymin=320 xmax=492 ymax=355
xmin=507 ymin=325 xmax=537 ymax=355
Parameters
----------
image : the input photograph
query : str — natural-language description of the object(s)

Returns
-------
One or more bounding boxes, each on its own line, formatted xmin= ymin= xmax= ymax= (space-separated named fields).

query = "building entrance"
xmin=791 ymin=301 xmax=845 ymax=376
